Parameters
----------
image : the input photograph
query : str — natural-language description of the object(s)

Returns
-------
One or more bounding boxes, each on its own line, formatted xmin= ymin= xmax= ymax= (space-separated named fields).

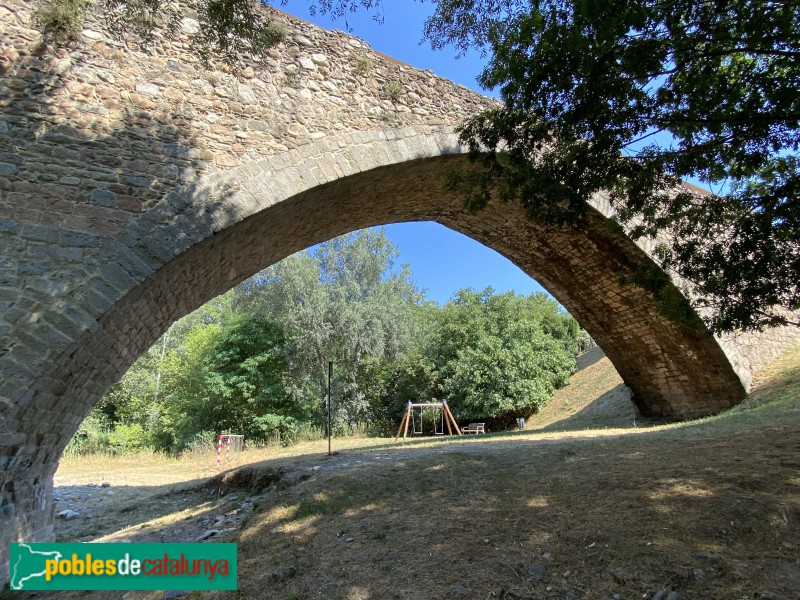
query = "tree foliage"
xmin=172 ymin=314 xmax=299 ymax=443
xmin=391 ymin=288 xmax=577 ymax=428
xmin=424 ymin=0 xmax=800 ymax=332
xmin=234 ymin=228 xmax=422 ymax=433
xmin=435 ymin=289 xmax=576 ymax=424
xmin=78 ymin=230 xmax=584 ymax=453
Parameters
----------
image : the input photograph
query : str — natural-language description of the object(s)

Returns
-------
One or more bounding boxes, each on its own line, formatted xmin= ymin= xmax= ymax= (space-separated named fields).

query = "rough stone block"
xmin=59 ymin=231 xmax=99 ymax=248
xmin=0 ymin=162 xmax=18 ymax=177
xmin=90 ymin=188 xmax=117 ymax=208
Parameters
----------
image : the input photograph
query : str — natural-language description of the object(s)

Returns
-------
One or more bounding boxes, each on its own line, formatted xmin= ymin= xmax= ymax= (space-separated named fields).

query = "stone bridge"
xmin=1 ymin=0 xmax=797 ymax=577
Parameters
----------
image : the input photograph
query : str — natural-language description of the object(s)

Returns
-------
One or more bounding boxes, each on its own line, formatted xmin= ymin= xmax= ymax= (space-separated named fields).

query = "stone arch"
xmin=14 ymin=128 xmax=750 ymax=436
xmin=3 ymin=0 xmax=799 ymax=580
xmin=0 ymin=136 xmax=752 ymax=570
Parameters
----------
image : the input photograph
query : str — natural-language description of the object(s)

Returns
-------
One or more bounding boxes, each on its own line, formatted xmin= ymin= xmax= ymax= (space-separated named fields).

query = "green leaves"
xmin=234 ymin=228 xmax=422 ymax=434
xmin=164 ymin=314 xmax=296 ymax=445
xmin=36 ymin=0 xmax=93 ymax=45
xmin=398 ymin=288 xmax=578 ymax=427
xmin=426 ymin=0 xmax=800 ymax=331
xmin=92 ymin=231 xmax=589 ymax=447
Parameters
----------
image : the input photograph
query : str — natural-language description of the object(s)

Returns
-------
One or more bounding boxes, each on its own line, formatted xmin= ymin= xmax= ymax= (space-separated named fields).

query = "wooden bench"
xmin=461 ymin=423 xmax=485 ymax=434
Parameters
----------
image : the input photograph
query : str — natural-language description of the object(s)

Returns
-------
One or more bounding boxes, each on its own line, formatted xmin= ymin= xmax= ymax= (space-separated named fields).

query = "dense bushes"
xmin=390 ymin=289 xmax=577 ymax=429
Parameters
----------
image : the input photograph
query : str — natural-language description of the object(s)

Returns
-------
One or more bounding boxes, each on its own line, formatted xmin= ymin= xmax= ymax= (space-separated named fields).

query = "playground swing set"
xmin=395 ymin=400 xmax=462 ymax=439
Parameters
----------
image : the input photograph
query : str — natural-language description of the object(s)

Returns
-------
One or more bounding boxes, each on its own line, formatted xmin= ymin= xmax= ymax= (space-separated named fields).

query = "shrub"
xmin=63 ymin=413 xmax=112 ymax=457
xmin=384 ymin=81 xmax=405 ymax=102
xmin=264 ymin=20 xmax=289 ymax=44
xmin=36 ymin=0 xmax=92 ymax=45
xmin=354 ymin=53 xmax=374 ymax=76
xmin=108 ymin=423 xmax=149 ymax=454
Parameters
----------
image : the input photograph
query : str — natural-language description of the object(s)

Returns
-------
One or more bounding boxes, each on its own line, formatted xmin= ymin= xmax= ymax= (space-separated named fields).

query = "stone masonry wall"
xmin=1 ymin=0 xmax=798 ymax=581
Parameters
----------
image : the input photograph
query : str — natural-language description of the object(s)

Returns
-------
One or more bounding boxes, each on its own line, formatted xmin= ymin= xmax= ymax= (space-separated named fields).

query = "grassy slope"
xmin=526 ymin=346 xmax=637 ymax=431
xmin=230 ymin=345 xmax=800 ymax=600
xmin=27 ymin=345 xmax=800 ymax=600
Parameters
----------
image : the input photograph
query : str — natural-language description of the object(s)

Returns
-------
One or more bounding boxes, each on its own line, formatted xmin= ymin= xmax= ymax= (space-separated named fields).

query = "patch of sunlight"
xmin=647 ymin=481 xmax=715 ymax=501
xmin=242 ymin=503 xmax=320 ymax=540
xmin=425 ymin=463 xmax=446 ymax=471
xmin=96 ymin=500 xmax=219 ymax=542
xmin=278 ymin=516 xmax=319 ymax=534
xmin=343 ymin=503 xmax=379 ymax=518
xmin=343 ymin=586 xmax=371 ymax=600
xmin=526 ymin=496 xmax=549 ymax=508
xmin=524 ymin=531 xmax=553 ymax=545
xmin=264 ymin=504 xmax=299 ymax=524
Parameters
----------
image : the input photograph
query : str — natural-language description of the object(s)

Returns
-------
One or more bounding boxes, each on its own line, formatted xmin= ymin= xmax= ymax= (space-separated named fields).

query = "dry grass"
xmin=29 ymin=345 xmax=800 ymax=600
xmin=525 ymin=346 xmax=638 ymax=431
xmin=231 ymin=413 xmax=800 ymax=599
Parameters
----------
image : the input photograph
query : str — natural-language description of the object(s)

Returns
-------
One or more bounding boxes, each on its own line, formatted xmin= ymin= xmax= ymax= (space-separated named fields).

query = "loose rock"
xmin=528 ymin=563 xmax=546 ymax=579
xmin=195 ymin=529 xmax=219 ymax=541
xmin=652 ymin=591 xmax=680 ymax=600
xmin=271 ymin=565 xmax=297 ymax=581
xmin=610 ymin=567 xmax=635 ymax=584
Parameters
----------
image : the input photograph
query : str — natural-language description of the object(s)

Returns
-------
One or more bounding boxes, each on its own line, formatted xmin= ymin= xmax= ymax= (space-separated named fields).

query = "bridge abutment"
xmin=1 ymin=464 xmax=56 ymax=583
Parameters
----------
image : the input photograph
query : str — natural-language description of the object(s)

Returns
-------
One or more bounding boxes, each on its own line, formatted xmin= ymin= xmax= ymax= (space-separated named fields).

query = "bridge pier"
xmin=1 ymin=464 xmax=56 ymax=583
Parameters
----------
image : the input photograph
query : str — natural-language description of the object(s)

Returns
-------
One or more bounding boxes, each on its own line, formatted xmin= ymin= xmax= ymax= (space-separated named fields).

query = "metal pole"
xmin=327 ymin=360 xmax=333 ymax=456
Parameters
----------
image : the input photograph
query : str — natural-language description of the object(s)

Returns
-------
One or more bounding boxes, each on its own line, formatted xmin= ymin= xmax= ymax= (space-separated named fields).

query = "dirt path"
xmin=53 ymin=430 xmax=652 ymax=550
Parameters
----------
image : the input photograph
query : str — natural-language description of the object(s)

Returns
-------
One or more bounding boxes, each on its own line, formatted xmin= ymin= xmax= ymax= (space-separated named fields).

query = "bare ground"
xmin=10 ymin=346 xmax=800 ymax=600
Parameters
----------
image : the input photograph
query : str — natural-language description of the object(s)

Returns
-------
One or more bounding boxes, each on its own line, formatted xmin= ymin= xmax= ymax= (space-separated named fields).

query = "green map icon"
xmin=10 ymin=543 xmax=63 ymax=590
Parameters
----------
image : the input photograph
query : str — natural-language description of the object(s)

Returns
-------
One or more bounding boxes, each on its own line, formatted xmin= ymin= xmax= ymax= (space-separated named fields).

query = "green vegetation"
xmin=354 ymin=53 xmax=374 ymax=76
xmin=72 ymin=228 xmax=582 ymax=455
xmin=393 ymin=288 xmax=577 ymax=429
xmin=421 ymin=0 xmax=800 ymax=333
xmin=384 ymin=81 xmax=405 ymax=102
xmin=35 ymin=0 xmax=92 ymax=45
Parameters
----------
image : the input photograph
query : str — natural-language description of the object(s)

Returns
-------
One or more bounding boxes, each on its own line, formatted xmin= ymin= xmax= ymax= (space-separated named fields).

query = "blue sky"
xmin=279 ymin=0 xmax=549 ymax=304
